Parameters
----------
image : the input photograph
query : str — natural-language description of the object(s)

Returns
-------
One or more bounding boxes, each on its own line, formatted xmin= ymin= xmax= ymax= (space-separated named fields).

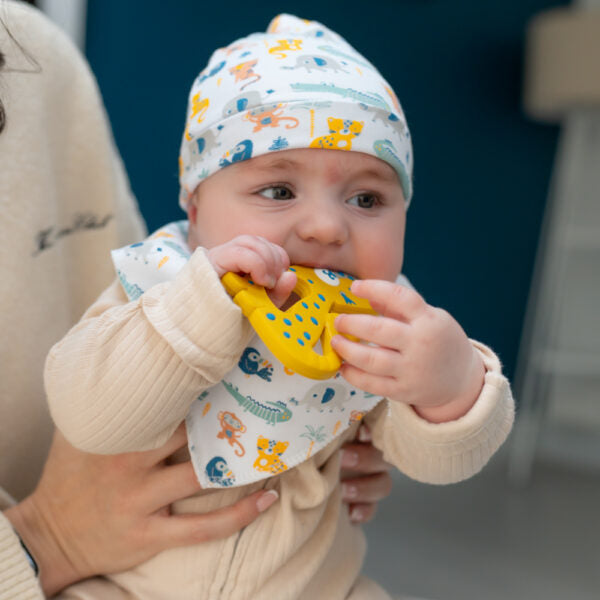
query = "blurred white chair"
xmin=509 ymin=1 xmax=600 ymax=485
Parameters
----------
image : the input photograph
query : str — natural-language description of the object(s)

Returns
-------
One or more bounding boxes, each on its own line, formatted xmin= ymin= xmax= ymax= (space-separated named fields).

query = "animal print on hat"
xmin=178 ymin=14 xmax=413 ymax=209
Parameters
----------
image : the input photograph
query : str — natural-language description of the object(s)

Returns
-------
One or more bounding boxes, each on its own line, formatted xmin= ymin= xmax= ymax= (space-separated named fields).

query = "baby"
xmin=46 ymin=15 xmax=514 ymax=600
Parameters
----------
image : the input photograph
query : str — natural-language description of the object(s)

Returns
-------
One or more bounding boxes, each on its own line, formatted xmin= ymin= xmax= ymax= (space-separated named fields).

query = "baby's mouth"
xmin=278 ymin=264 xmax=357 ymax=311
xmin=289 ymin=262 xmax=356 ymax=279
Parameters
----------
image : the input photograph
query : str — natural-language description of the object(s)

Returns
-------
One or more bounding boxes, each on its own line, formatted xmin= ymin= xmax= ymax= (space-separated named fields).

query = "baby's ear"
xmin=187 ymin=190 xmax=200 ymax=224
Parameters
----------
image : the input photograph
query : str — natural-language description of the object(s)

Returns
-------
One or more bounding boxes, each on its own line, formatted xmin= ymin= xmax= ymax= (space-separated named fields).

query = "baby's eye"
xmin=258 ymin=186 xmax=294 ymax=200
xmin=347 ymin=193 xmax=379 ymax=209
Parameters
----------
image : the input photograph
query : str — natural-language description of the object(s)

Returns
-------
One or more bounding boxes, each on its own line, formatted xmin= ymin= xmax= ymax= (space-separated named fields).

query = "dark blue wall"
xmin=86 ymin=0 xmax=568 ymax=381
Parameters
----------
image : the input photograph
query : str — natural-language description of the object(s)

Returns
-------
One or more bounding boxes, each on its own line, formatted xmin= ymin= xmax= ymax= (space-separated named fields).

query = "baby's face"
xmin=187 ymin=148 xmax=406 ymax=281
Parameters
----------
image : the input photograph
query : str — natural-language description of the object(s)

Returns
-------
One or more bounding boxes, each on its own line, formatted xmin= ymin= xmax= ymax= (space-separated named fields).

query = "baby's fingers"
xmin=337 ymin=363 xmax=400 ymax=399
xmin=235 ymin=237 xmax=289 ymax=287
xmin=209 ymin=235 xmax=289 ymax=286
xmin=334 ymin=313 xmax=408 ymax=350
xmin=351 ymin=279 xmax=426 ymax=322
xmin=268 ymin=270 xmax=297 ymax=308
xmin=331 ymin=335 xmax=400 ymax=377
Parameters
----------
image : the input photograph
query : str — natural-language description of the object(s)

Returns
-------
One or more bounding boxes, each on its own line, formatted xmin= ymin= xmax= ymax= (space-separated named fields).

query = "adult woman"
xmin=0 ymin=2 xmax=390 ymax=596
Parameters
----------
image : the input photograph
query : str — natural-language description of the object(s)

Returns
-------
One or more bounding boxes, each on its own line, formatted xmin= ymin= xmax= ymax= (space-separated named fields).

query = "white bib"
xmin=112 ymin=221 xmax=386 ymax=488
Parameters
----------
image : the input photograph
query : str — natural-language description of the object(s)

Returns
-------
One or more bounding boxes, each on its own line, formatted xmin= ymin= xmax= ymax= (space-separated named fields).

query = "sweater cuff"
xmin=0 ymin=514 xmax=43 ymax=600
xmin=141 ymin=247 xmax=253 ymax=381
xmin=373 ymin=340 xmax=515 ymax=484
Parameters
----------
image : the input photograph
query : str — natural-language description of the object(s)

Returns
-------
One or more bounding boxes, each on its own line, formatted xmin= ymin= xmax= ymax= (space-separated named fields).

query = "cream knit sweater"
xmin=45 ymin=245 xmax=514 ymax=599
xmin=0 ymin=2 xmax=145 ymax=597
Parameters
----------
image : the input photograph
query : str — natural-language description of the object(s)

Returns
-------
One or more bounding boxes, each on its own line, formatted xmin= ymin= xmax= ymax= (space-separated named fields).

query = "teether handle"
xmin=222 ymin=267 xmax=375 ymax=379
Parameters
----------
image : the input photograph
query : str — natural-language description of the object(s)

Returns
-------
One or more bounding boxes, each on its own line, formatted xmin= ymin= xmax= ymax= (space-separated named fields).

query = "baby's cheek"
xmin=358 ymin=218 xmax=405 ymax=281
xmin=360 ymin=245 xmax=404 ymax=281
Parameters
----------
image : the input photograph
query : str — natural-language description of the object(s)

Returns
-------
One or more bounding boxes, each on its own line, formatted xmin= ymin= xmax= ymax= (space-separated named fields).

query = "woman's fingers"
xmin=340 ymin=430 xmax=393 ymax=523
xmin=142 ymin=422 xmax=189 ymax=464
xmin=347 ymin=502 xmax=378 ymax=524
xmin=157 ymin=489 xmax=279 ymax=547
xmin=341 ymin=472 xmax=393 ymax=507
xmin=144 ymin=460 xmax=202 ymax=510
xmin=340 ymin=442 xmax=390 ymax=475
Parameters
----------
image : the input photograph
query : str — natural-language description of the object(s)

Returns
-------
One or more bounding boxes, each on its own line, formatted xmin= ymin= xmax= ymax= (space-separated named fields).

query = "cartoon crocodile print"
xmin=116 ymin=270 xmax=144 ymax=301
xmin=222 ymin=380 xmax=292 ymax=425
xmin=290 ymin=82 xmax=391 ymax=112
xmin=162 ymin=240 xmax=191 ymax=260
xmin=373 ymin=139 xmax=411 ymax=199
xmin=317 ymin=45 xmax=374 ymax=69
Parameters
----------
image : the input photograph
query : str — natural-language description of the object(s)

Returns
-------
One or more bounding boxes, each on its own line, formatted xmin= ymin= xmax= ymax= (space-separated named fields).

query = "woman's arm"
xmin=3 ymin=427 xmax=278 ymax=597
xmin=2 ymin=426 xmax=388 ymax=597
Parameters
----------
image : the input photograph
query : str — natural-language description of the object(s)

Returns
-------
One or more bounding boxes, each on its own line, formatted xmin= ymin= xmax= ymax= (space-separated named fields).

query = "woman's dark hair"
xmin=0 ymin=12 xmax=40 ymax=135
xmin=0 ymin=48 xmax=5 ymax=133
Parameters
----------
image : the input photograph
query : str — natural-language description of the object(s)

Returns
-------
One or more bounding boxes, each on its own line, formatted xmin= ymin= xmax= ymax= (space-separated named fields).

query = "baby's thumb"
xmin=268 ymin=271 xmax=297 ymax=308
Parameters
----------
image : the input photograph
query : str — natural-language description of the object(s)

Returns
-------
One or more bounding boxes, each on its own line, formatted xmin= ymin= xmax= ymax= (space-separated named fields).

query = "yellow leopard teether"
xmin=222 ymin=266 xmax=376 ymax=380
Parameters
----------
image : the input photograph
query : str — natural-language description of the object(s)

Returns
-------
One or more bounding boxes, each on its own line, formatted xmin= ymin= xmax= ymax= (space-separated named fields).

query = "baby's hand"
xmin=207 ymin=235 xmax=296 ymax=307
xmin=331 ymin=280 xmax=485 ymax=423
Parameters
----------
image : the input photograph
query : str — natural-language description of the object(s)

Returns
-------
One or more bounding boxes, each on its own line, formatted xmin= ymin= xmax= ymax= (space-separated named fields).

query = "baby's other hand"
xmin=331 ymin=280 xmax=485 ymax=423
xmin=207 ymin=235 xmax=296 ymax=307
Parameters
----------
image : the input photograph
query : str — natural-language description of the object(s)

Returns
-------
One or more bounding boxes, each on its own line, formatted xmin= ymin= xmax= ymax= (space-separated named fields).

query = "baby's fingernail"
xmin=350 ymin=506 xmax=364 ymax=522
xmin=340 ymin=449 xmax=358 ymax=468
xmin=257 ymin=490 xmax=279 ymax=512
xmin=268 ymin=276 xmax=276 ymax=288
xmin=342 ymin=483 xmax=357 ymax=499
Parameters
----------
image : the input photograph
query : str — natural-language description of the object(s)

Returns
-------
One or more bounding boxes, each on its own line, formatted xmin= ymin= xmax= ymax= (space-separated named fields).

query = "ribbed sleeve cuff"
xmin=0 ymin=515 xmax=42 ymax=600
xmin=375 ymin=341 xmax=515 ymax=484
xmin=142 ymin=247 xmax=253 ymax=381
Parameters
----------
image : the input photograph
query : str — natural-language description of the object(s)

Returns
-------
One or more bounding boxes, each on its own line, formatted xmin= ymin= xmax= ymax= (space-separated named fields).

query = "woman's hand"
xmin=340 ymin=424 xmax=392 ymax=523
xmin=4 ymin=425 xmax=278 ymax=596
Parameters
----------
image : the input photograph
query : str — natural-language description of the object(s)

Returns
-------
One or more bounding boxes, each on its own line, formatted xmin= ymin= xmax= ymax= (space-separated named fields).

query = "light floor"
xmin=363 ymin=445 xmax=600 ymax=600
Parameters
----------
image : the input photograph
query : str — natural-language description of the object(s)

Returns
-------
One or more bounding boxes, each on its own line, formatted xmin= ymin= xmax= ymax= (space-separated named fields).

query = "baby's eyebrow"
xmin=250 ymin=156 xmax=398 ymax=184
xmin=252 ymin=157 xmax=298 ymax=171
xmin=350 ymin=167 xmax=398 ymax=184
xmin=252 ymin=158 xmax=299 ymax=172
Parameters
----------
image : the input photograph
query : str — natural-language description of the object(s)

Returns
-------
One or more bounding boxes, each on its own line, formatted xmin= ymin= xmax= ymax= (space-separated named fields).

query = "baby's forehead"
xmin=228 ymin=148 xmax=401 ymax=184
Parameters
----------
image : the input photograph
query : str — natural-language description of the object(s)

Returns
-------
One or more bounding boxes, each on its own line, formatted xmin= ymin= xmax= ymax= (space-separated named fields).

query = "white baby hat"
xmin=178 ymin=14 xmax=413 ymax=209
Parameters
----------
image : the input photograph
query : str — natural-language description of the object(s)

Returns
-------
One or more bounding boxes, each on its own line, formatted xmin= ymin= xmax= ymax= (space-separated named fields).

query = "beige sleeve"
xmin=45 ymin=249 xmax=253 ymax=454
xmin=0 ymin=513 xmax=44 ymax=600
xmin=364 ymin=341 xmax=515 ymax=484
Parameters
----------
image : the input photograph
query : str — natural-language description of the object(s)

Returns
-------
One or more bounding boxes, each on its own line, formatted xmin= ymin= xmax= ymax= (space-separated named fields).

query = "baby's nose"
xmin=296 ymin=202 xmax=348 ymax=245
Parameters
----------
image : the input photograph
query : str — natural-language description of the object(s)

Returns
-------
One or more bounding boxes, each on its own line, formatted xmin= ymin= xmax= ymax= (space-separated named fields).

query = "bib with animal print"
xmin=112 ymin=221 xmax=385 ymax=488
